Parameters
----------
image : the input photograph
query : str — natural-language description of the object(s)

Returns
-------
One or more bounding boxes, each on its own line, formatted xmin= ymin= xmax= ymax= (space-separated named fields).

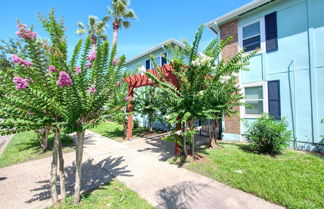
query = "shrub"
xmin=244 ymin=114 xmax=292 ymax=154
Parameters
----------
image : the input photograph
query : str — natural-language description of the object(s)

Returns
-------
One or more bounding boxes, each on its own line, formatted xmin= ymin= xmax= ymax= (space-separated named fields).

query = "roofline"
xmin=205 ymin=0 xmax=276 ymax=31
xmin=125 ymin=38 xmax=186 ymax=65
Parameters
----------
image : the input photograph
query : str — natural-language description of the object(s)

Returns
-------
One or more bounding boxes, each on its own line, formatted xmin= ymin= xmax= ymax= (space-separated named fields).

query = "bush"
xmin=244 ymin=114 xmax=292 ymax=154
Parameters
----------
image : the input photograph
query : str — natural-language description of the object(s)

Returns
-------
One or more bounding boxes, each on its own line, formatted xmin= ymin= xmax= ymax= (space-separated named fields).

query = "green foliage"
xmin=244 ymin=114 xmax=292 ymax=154
xmin=0 ymin=9 xmax=125 ymax=136
xmin=187 ymin=143 xmax=324 ymax=209
xmin=76 ymin=15 xmax=110 ymax=41
xmin=144 ymin=25 xmax=256 ymax=155
xmin=108 ymin=0 xmax=137 ymax=30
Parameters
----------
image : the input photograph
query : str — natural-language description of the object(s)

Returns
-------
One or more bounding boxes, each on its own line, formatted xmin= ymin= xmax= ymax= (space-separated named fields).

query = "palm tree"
xmin=107 ymin=0 xmax=137 ymax=46
xmin=76 ymin=15 xmax=110 ymax=46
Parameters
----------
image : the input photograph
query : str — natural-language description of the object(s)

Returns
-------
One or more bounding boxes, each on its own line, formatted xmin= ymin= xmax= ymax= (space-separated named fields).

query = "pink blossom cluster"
xmin=87 ymin=85 xmax=96 ymax=93
xmin=85 ymin=62 xmax=92 ymax=68
xmin=56 ymin=71 xmax=72 ymax=87
xmin=87 ymin=49 xmax=97 ymax=62
xmin=11 ymin=54 xmax=33 ymax=67
xmin=112 ymin=57 xmax=119 ymax=65
xmin=75 ymin=66 xmax=81 ymax=74
xmin=121 ymin=106 xmax=127 ymax=112
xmin=124 ymin=96 xmax=130 ymax=101
xmin=48 ymin=65 xmax=58 ymax=72
xmin=13 ymin=76 xmax=29 ymax=90
xmin=15 ymin=23 xmax=36 ymax=40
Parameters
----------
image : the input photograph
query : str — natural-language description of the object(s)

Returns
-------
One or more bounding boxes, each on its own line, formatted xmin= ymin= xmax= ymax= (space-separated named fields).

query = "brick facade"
xmin=220 ymin=20 xmax=241 ymax=135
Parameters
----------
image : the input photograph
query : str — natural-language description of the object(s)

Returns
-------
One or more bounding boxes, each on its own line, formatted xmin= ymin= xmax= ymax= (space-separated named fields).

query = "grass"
xmin=90 ymin=121 xmax=152 ymax=141
xmin=51 ymin=179 xmax=153 ymax=209
xmin=0 ymin=131 xmax=73 ymax=168
xmin=186 ymin=143 xmax=324 ymax=209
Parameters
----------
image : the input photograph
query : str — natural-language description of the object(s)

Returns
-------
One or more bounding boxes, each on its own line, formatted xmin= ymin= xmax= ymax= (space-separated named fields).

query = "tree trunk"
xmin=50 ymin=129 xmax=59 ymax=204
xmin=36 ymin=126 xmax=50 ymax=152
xmin=209 ymin=120 xmax=219 ymax=148
xmin=182 ymin=123 xmax=189 ymax=158
xmin=74 ymin=130 xmax=85 ymax=204
xmin=55 ymin=129 xmax=66 ymax=199
xmin=112 ymin=20 xmax=119 ymax=46
xmin=149 ymin=112 xmax=153 ymax=132
xmin=122 ymin=122 xmax=128 ymax=139
xmin=188 ymin=119 xmax=196 ymax=156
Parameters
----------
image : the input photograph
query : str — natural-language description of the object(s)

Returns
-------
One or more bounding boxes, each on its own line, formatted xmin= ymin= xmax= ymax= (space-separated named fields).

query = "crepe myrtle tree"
xmin=104 ymin=71 xmax=131 ymax=139
xmin=0 ymin=10 xmax=125 ymax=204
xmin=146 ymin=25 xmax=256 ymax=158
xmin=0 ymin=12 xmax=71 ymax=203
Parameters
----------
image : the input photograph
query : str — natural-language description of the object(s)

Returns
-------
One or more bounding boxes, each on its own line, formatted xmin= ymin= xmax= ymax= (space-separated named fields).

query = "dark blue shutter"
xmin=145 ymin=59 xmax=150 ymax=69
xmin=161 ymin=53 xmax=167 ymax=65
xmin=265 ymin=12 xmax=278 ymax=52
xmin=268 ymin=80 xmax=281 ymax=120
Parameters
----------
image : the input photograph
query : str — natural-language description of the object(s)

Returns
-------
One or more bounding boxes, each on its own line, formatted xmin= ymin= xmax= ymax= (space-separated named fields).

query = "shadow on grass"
xmin=25 ymin=156 xmax=132 ymax=204
xmin=15 ymin=134 xmax=74 ymax=155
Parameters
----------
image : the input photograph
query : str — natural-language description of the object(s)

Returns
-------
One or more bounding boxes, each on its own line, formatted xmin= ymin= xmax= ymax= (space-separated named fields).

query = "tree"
xmin=107 ymin=0 xmax=137 ymax=46
xmin=0 ymin=9 xmax=125 ymax=205
xmin=134 ymin=86 xmax=163 ymax=132
xmin=0 ymin=14 xmax=69 ymax=202
xmin=146 ymin=25 xmax=256 ymax=159
xmin=76 ymin=15 xmax=110 ymax=46
xmin=105 ymin=72 xmax=131 ymax=138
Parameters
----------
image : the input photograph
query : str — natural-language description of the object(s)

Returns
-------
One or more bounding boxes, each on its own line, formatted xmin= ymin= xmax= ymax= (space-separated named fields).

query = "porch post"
xmin=127 ymin=86 xmax=134 ymax=140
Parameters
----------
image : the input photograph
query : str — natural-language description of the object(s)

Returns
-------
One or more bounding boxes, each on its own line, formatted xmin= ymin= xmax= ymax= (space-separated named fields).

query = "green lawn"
xmin=52 ymin=179 xmax=153 ymax=209
xmin=0 ymin=131 xmax=73 ymax=168
xmin=90 ymin=121 xmax=151 ymax=141
xmin=186 ymin=143 xmax=324 ymax=209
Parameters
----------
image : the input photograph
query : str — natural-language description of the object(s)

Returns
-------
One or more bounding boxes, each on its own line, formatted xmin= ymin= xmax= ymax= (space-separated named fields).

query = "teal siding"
xmin=238 ymin=0 xmax=324 ymax=151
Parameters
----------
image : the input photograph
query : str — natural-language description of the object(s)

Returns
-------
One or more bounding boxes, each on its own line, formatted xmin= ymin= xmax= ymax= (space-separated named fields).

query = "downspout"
xmin=306 ymin=0 xmax=317 ymax=145
xmin=210 ymin=22 xmax=225 ymax=140
xmin=288 ymin=60 xmax=297 ymax=148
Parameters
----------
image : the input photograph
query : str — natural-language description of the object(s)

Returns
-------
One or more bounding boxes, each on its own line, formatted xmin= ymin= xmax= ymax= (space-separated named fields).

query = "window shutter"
xmin=265 ymin=12 xmax=278 ymax=52
xmin=145 ymin=59 xmax=150 ymax=69
xmin=161 ymin=53 xmax=167 ymax=65
xmin=268 ymin=80 xmax=281 ymax=120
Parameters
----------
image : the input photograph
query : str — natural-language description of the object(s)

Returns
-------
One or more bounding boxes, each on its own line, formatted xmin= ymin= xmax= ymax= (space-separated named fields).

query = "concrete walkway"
xmin=0 ymin=131 xmax=284 ymax=209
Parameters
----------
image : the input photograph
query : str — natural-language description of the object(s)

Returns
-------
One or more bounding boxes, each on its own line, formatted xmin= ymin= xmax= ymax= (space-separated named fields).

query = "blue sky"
xmin=0 ymin=0 xmax=251 ymax=59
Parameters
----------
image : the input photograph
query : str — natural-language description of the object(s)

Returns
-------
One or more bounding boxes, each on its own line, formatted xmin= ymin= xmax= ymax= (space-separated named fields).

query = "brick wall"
xmin=220 ymin=20 xmax=241 ymax=135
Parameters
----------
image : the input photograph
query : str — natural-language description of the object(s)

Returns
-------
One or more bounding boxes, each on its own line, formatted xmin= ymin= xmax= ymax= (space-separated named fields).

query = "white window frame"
xmin=238 ymin=18 xmax=266 ymax=53
xmin=240 ymin=81 xmax=268 ymax=118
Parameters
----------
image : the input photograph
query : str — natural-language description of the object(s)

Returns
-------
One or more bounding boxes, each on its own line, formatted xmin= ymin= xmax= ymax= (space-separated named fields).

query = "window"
xmin=145 ymin=59 xmax=150 ymax=69
xmin=243 ymin=22 xmax=261 ymax=52
xmin=241 ymin=82 xmax=268 ymax=118
xmin=154 ymin=56 xmax=161 ymax=66
xmin=245 ymin=86 xmax=263 ymax=114
xmin=238 ymin=18 xmax=265 ymax=53
xmin=161 ymin=53 xmax=167 ymax=65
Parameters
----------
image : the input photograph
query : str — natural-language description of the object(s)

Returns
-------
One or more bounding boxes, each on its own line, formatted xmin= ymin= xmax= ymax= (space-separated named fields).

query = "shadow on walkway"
xmin=137 ymin=133 xmax=175 ymax=161
xmin=156 ymin=181 xmax=216 ymax=209
xmin=25 ymin=156 xmax=132 ymax=204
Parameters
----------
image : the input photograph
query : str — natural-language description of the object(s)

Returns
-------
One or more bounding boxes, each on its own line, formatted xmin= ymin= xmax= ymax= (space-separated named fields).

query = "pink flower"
xmin=124 ymin=96 xmax=130 ymax=101
xmin=121 ymin=106 xmax=127 ymax=112
xmin=15 ymin=23 xmax=37 ymax=40
xmin=56 ymin=71 xmax=72 ymax=87
xmin=85 ymin=62 xmax=92 ymax=68
xmin=13 ymin=76 xmax=29 ymax=90
xmin=11 ymin=54 xmax=33 ymax=67
xmin=86 ymin=49 xmax=97 ymax=62
xmin=112 ymin=57 xmax=119 ymax=65
xmin=75 ymin=66 xmax=81 ymax=74
xmin=48 ymin=65 xmax=58 ymax=72
xmin=87 ymin=85 xmax=96 ymax=93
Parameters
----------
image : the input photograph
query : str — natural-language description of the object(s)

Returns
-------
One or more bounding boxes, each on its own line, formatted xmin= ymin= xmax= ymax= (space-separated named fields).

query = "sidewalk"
xmin=83 ymin=131 xmax=283 ymax=209
xmin=0 ymin=131 xmax=284 ymax=209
